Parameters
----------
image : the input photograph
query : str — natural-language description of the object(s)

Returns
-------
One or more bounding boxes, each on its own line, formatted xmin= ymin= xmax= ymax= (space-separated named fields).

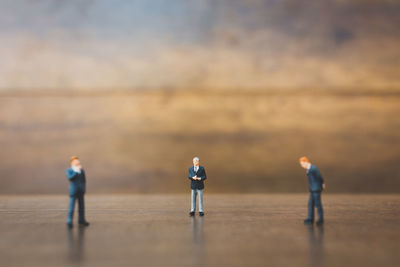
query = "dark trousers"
xmin=307 ymin=192 xmax=324 ymax=221
xmin=67 ymin=193 xmax=85 ymax=224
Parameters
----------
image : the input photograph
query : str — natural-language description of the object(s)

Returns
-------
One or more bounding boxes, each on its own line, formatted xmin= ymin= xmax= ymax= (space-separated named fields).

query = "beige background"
xmin=0 ymin=0 xmax=399 ymax=193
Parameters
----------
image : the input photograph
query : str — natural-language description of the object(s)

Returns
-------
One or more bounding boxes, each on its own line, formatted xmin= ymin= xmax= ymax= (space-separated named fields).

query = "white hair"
xmin=193 ymin=157 xmax=200 ymax=161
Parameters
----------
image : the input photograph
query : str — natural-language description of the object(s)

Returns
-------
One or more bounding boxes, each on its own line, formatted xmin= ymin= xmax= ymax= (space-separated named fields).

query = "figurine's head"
xmin=299 ymin=156 xmax=311 ymax=169
xmin=193 ymin=157 xmax=200 ymax=167
xmin=70 ymin=156 xmax=81 ymax=167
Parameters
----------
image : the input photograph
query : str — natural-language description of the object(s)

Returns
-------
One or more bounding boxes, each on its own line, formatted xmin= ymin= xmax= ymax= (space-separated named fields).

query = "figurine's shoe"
xmin=79 ymin=221 xmax=90 ymax=226
xmin=304 ymin=219 xmax=314 ymax=225
xmin=67 ymin=223 xmax=73 ymax=229
xmin=199 ymin=212 xmax=204 ymax=216
xmin=316 ymin=220 xmax=324 ymax=226
xmin=189 ymin=211 xmax=195 ymax=216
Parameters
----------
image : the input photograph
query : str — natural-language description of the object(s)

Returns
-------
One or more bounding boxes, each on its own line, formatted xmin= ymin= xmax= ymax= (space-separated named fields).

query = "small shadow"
xmin=307 ymin=224 xmax=324 ymax=267
xmin=191 ymin=216 xmax=204 ymax=267
xmin=191 ymin=216 xmax=204 ymax=244
xmin=67 ymin=226 xmax=86 ymax=263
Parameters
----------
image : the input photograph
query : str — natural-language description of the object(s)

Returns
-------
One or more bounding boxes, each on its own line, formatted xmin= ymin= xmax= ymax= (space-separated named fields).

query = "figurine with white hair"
xmin=188 ymin=157 xmax=207 ymax=216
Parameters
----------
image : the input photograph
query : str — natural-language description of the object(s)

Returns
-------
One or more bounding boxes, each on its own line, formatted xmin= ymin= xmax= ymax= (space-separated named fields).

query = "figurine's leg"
xmin=198 ymin=189 xmax=204 ymax=212
xmin=307 ymin=193 xmax=315 ymax=221
xmin=77 ymin=194 xmax=85 ymax=223
xmin=314 ymin=193 xmax=324 ymax=222
xmin=67 ymin=196 xmax=76 ymax=224
xmin=191 ymin=189 xmax=197 ymax=212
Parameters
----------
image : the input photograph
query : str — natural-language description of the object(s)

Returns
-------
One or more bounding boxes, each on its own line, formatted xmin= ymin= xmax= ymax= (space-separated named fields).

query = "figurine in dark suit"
xmin=66 ymin=156 xmax=89 ymax=228
xmin=188 ymin=157 xmax=207 ymax=216
xmin=300 ymin=156 xmax=326 ymax=225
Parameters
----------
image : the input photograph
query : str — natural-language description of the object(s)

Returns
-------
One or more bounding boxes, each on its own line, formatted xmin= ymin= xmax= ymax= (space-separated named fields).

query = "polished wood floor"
xmin=0 ymin=194 xmax=399 ymax=267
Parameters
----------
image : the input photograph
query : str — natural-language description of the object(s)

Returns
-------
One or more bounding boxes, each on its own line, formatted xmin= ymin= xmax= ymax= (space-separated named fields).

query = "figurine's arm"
xmin=188 ymin=168 xmax=194 ymax=180
xmin=66 ymin=169 xmax=78 ymax=180
xmin=82 ymin=170 xmax=86 ymax=193
xmin=199 ymin=168 xmax=207 ymax=181
xmin=316 ymin=168 xmax=325 ymax=189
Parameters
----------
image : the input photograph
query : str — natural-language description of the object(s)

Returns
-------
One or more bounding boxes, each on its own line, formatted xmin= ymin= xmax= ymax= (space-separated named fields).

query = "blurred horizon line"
xmin=1 ymin=87 xmax=400 ymax=97
xmin=0 ymin=192 xmax=399 ymax=196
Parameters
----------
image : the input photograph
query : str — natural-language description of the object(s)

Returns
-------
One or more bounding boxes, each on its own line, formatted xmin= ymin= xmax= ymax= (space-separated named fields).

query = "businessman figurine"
xmin=188 ymin=157 xmax=207 ymax=216
xmin=66 ymin=156 xmax=89 ymax=228
xmin=300 ymin=156 xmax=326 ymax=225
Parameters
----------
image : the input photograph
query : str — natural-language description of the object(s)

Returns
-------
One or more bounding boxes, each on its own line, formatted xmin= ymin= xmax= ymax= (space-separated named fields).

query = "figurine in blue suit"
xmin=188 ymin=157 xmax=207 ymax=217
xmin=300 ymin=156 xmax=326 ymax=225
xmin=66 ymin=156 xmax=89 ymax=228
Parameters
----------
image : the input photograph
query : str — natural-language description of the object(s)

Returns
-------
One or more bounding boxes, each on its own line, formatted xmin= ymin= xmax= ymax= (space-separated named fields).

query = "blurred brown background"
xmin=0 ymin=0 xmax=399 ymax=194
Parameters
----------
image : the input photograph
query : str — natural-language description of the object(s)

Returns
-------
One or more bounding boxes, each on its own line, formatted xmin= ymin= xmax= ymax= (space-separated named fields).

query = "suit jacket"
xmin=307 ymin=165 xmax=324 ymax=192
xmin=66 ymin=168 xmax=86 ymax=196
xmin=188 ymin=166 xmax=207 ymax=190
